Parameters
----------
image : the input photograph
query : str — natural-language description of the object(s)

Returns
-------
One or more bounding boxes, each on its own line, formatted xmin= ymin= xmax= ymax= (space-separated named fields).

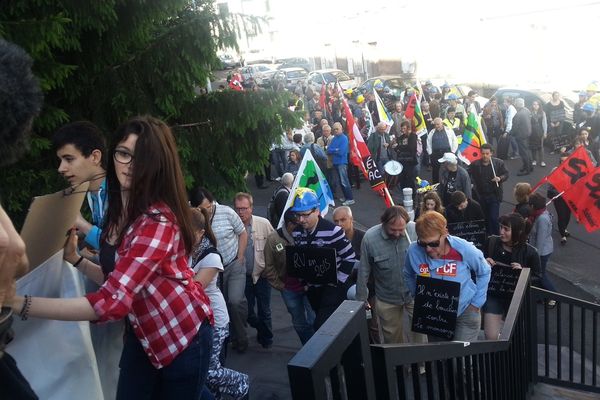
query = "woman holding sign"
xmin=482 ymin=213 xmax=541 ymax=340
xmin=404 ymin=211 xmax=491 ymax=342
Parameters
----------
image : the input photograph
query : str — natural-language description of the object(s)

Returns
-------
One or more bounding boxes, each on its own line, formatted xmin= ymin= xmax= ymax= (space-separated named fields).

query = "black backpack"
xmin=268 ymin=185 xmax=290 ymax=228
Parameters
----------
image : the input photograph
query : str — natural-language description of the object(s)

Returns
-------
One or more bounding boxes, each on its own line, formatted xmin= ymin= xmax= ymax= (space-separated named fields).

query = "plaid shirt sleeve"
xmin=86 ymin=215 xmax=175 ymax=322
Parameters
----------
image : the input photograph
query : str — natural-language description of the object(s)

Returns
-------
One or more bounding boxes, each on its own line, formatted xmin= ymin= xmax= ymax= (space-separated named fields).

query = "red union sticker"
xmin=437 ymin=263 xmax=457 ymax=277
xmin=418 ymin=263 xmax=430 ymax=277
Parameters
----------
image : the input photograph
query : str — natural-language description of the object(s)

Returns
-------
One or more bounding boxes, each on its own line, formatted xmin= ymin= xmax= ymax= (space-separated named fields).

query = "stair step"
xmin=532 ymin=383 xmax=599 ymax=400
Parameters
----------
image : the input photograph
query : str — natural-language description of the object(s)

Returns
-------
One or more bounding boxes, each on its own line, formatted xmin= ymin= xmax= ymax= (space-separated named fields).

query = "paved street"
xmin=224 ymin=150 xmax=599 ymax=399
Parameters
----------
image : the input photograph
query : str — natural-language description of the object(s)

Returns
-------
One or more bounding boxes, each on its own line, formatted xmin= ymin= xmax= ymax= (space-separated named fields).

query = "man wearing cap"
xmin=436 ymin=152 xmax=472 ymax=205
xmin=427 ymin=117 xmax=458 ymax=184
xmin=289 ymin=188 xmax=357 ymax=329
xmin=511 ymin=98 xmax=533 ymax=175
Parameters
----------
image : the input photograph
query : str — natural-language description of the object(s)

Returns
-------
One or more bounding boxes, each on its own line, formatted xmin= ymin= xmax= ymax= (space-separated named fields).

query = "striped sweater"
xmin=292 ymin=217 xmax=357 ymax=284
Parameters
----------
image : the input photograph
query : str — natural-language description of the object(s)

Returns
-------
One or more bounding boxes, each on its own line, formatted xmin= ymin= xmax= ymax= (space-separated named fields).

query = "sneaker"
xmin=342 ymin=199 xmax=355 ymax=206
xmin=565 ymin=230 xmax=570 ymax=237
xmin=532 ymin=161 xmax=537 ymax=166
xmin=546 ymin=300 xmax=557 ymax=309
xmin=338 ymin=197 xmax=346 ymax=203
xmin=560 ymin=236 xmax=567 ymax=245
xmin=275 ymin=177 xmax=281 ymax=181
xmin=541 ymin=161 xmax=546 ymax=167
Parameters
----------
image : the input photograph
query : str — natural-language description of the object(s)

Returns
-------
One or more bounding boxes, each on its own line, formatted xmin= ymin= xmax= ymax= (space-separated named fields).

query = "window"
xmin=309 ymin=73 xmax=324 ymax=84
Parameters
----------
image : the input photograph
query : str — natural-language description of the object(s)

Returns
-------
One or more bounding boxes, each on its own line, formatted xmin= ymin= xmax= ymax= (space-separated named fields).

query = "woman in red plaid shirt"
xmin=8 ymin=116 xmax=214 ymax=400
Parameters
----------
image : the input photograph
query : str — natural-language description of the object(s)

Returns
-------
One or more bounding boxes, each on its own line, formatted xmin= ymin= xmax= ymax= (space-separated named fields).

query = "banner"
xmin=531 ymin=146 xmax=596 ymax=193
xmin=562 ymin=166 xmax=600 ymax=232
xmin=457 ymin=111 xmax=487 ymax=165
xmin=8 ymin=252 xmax=106 ymax=400
xmin=277 ymin=150 xmax=335 ymax=228
xmin=341 ymin=96 xmax=392 ymax=207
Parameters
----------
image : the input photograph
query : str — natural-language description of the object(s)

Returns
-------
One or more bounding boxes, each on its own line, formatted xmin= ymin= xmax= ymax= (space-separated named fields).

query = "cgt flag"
xmin=531 ymin=146 xmax=596 ymax=193
xmin=457 ymin=111 xmax=487 ymax=164
xmin=341 ymin=96 xmax=392 ymax=207
xmin=562 ymin=166 xmax=600 ymax=232
xmin=277 ymin=150 xmax=335 ymax=228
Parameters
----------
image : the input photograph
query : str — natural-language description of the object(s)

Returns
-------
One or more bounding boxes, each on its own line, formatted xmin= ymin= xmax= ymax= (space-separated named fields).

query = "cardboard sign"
xmin=20 ymin=183 xmax=89 ymax=270
xmin=285 ymin=245 xmax=337 ymax=285
xmin=447 ymin=219 xmax=486 ymax=251
xmin=412 ymin=275 xmax=460 ymax=339
xmin=487 ymin=266 xmax=521 ymax=299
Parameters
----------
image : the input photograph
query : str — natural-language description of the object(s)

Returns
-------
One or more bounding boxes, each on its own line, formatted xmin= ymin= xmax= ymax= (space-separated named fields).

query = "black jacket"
xmin=468 ymin=157 xmax=509 ymax=202
xmin=446 ymin=199 xmax=484 ymax=224
xmin=485 ymin=235 xmax=542 ymax=287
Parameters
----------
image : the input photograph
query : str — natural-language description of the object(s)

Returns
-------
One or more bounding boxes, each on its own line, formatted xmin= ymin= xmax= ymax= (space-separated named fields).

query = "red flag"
xmin=562 ymin=166 xmax=600 ymax=232
xmin=404 ymin=94 xmax=417 ymax=120
xmin=341 ymin=97 xmax=392 ymax=207
xmin=531 ymin=146 xmax=596 ymax=193
xmin=319 ymin=83 xmax=326 ymax=112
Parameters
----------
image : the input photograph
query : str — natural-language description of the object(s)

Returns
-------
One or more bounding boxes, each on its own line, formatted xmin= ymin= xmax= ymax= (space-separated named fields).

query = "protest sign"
xmin=412 ymin=276 xmax=460 ymax=339
xmin=285 ymin=246 xmax=337 ymax=285
xmin=447 ymin=219 xmax=486 ymax=251
xmin=487 ymin=265 xmax=521 ymax=299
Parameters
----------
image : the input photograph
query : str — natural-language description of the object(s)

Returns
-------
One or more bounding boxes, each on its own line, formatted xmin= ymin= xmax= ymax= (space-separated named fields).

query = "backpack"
xmin=310 ymin=143 xmax=329 ymax=173
xmin=268 ymin=185 xmax=290 ymax=228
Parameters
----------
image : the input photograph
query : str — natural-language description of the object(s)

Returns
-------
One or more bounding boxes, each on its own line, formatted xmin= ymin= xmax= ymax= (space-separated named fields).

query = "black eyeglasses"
xmin=114 ymin=149 xmax=135 ymax=164
xmin=295 ymin=209 xmax=316 ymax=219
xmin=417 ymin=236 xmax=442 ymax=248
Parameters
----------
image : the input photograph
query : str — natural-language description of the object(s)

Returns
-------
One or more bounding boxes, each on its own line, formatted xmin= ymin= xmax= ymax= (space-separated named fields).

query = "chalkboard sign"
xmin=447 ymin=219 xmax=486 ymax=251
xmin=487 ymin=266 xmax=521 ymax=299
xmin=412 ymin=275 xmax=460 ymax=340
xmin=549 ymin=133 xmax=571 ymax=151
xmin=285 ymin=246 xmax=337 ymax=285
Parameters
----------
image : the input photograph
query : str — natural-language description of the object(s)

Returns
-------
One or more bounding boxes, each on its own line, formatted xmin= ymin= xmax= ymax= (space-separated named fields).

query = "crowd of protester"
xmin=3 ymin=34 xmax=600 ymax=399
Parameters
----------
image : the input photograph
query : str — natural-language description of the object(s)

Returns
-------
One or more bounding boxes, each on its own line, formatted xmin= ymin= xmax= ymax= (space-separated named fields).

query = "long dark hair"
xmin=498 ymin=213 xmax=531 ymax=247
xmin=102 ymin=116 xmax=195 ymax=253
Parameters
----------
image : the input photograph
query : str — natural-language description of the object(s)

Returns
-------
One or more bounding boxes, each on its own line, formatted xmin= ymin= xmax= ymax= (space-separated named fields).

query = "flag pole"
xmin=546 ymin=190 xmax=564 ymax=206
xmin=384 ymin=187 xmax=394 ymax=206
xmin=490 ymin=160 xmax=500 ymax=187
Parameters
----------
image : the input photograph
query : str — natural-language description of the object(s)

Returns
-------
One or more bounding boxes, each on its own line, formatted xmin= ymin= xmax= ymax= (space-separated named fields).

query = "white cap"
xmin=438 ymin=152 xmax=458 ymax=164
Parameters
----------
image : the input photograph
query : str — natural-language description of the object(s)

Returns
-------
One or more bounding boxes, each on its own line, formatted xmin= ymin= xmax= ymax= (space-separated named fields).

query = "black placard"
xmin=285 ymin=246 xmax=337 ymax=285
xmin=487 ymin=266 xmax=521 ymax=299
xmin=412 ymin=275 xmax=460 ymax=340
xmin=447 ymin=219 xmax=486 ymax=251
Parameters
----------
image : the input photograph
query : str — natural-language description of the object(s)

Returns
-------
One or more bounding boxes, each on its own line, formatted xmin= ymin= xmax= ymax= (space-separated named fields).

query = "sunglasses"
xmin=417 ymin=236 xmax=442 ymax=248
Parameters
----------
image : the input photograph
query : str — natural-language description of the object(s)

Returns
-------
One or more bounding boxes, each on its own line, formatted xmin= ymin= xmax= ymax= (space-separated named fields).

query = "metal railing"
xmin=531 ymin=287 xmax=600 ymax=394
xmin=369 ymin=268 xmax=533 ymax=400
xmin=287 ymin=300 xmax=376 ymax=400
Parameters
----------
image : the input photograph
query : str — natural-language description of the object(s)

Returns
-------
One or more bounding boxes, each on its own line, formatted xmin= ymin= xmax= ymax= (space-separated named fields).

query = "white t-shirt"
xmin=192 ymin=253 xmax=229 ymax=328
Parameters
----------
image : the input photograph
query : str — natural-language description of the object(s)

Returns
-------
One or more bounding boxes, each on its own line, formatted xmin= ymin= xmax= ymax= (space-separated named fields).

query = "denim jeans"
xmin=333 ymin=164 xmax=353 ymax=200
xmin=515 ymin=136 xmax=532 ymax=170
xmin=480 ymin=195 xmax=500 ymax=236
xmin=540 ymin=253 xmax=557 ymax=292
xmin=223 ymin=259 xmax=248 ymax=347
xmin=509 ymin=135 xmax=519 ymax=157
xmin=281 ymin=289 xmax=315 ymax=345
xmin=116 ymin=320 xmax=212 ymax=400
xmin=245 ymin=276 xmax=273 ymax=346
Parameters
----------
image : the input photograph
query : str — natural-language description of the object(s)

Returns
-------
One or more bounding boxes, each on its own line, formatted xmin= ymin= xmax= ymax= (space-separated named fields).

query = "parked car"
xmin=306 ymin=69 xmax=358 ymax=92
xmin=218 ymin=54 xmax=240 ymax=70
xmin=491 ymin=87 xmax=574 ymax=123
xmin=277 ymin=57 xmax=311 ymax=72
xmin=355 ymin=75 xmax=417 ymax=99
xmin=492 ymin=87 xmax=576 ymax=150
xmin=272 ymin=68 xmax=308 ymax=91
xmin=239 ymin=64 xmax=278 ymax=87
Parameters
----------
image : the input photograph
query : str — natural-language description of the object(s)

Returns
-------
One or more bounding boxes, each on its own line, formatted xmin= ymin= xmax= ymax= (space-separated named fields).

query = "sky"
xmin=225 ymin=0 xmax=600 ymax=89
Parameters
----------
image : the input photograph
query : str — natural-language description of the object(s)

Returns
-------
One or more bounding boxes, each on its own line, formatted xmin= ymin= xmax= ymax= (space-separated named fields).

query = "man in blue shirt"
xmin=327 ymin=122 xmax=354 ymax=206
xmin=53 ymin=121 xmax=107 ymax=251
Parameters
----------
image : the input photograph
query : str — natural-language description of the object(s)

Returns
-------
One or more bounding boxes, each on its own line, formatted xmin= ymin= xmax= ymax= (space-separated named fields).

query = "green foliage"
xmin=0 ymin=0 xmax=300 ymax=228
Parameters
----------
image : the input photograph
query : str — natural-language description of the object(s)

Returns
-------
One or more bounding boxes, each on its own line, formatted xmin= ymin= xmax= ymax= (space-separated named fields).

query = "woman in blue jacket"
xmin=404 ymin=211 xmax=491 ymax=342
